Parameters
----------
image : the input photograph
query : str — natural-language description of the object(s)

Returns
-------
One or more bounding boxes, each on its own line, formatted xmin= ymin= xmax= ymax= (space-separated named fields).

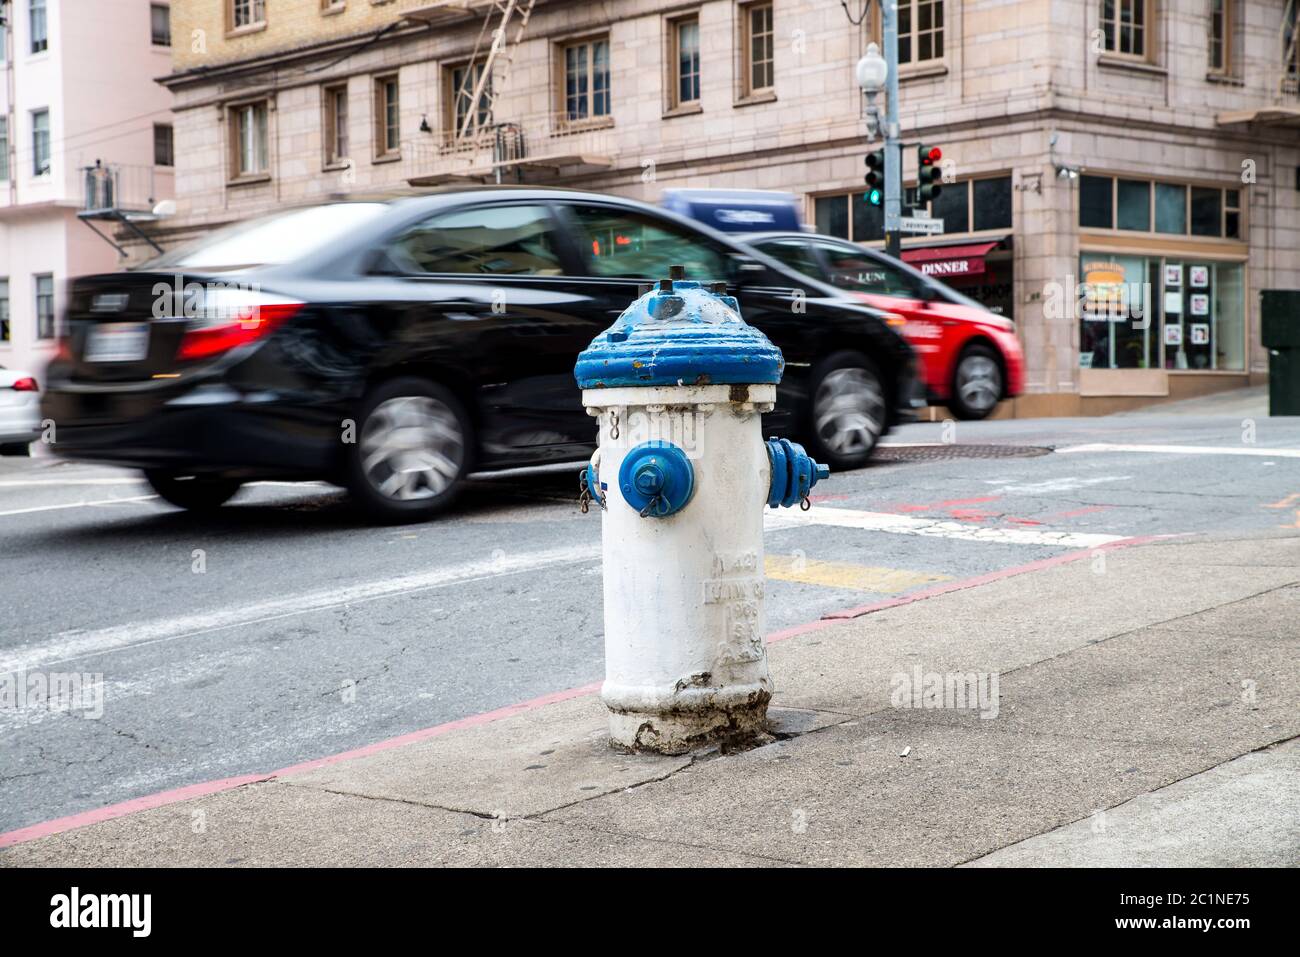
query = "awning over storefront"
xmin=901 ymin=240 xmax=1000 ymax=279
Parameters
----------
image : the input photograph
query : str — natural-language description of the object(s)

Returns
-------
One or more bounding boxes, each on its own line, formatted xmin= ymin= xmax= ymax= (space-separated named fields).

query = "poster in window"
xmin=1164 ymin=324 xmax=1183 ymax=346
xmin=1190 ymin=323 xmax=1210 ymax=345
xmin=1189 ymin=266 xmax=1209 ymax=288
xmin=1078 ymin=352 xmax=1093 ymax=368
xmin=1190 ymin=293 xmax=1209 ymax=316
xmin=1163 ymin=291 xmax=1182 ymax=314
xmin=1164 ymin=264 xmax=1182 ymax=287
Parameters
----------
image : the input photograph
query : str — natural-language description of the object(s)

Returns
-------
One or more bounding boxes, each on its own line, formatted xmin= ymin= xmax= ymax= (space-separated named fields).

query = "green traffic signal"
xmin=864 ymin=149 xmax=885 ymax=206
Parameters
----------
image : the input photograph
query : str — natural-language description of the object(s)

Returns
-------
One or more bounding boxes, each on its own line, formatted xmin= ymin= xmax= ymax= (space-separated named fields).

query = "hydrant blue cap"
xmin=575 ymin=276 xmax=784 ymax=389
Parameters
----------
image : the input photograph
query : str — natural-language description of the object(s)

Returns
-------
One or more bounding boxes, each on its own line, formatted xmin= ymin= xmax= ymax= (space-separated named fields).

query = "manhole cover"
xmin=873 ymin=444 xmax=1053 ymax=462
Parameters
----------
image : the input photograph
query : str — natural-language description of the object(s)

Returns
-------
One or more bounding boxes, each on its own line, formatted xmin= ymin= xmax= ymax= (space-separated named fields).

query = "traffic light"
xmin=917 ymin=144 xmax=943 ymax=204
xmin=864 ymin=149 xmax=885 ymax=207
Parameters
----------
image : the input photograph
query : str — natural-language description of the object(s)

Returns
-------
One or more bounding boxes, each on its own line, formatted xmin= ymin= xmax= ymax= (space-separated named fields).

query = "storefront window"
xmin=1117 ymin=179 xmax=1150 ymax=231
xmin=932 ymin=181 xmax=969 ymax=233
xmin=1154 ymin=183 xmax=1186 ymax=234
xmin=1079 ymin=255 xmax=1156 ymax=369
xmin=1079 ymin=175 xmax=1113 ymax=228
xmin=1080 ymin=253 xmax=1245 ymax=372
xmin=1080 ymin=177 xmax=1242 ymax=240
xmin=1190 ymin=188 xmax=1221 ymax=236
xmin=815 ymin=194 xmax=849 ymax=239
xmin=853 ymin=195 xmax=883 ymax=243
xmin=1160 ymin=260 xmax=1245 ymax=370
xmin=972 ymin=177 xmax=1012 ymax=231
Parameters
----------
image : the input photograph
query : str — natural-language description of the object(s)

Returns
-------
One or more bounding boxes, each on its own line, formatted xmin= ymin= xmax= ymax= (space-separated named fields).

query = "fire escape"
xmin=78 ymin=160 xmax=166 ymax=256
xmin=403 ymin=0 xmax=612 ymax=185
xmin=1218 ymin=0 xmax=1300 ymax=127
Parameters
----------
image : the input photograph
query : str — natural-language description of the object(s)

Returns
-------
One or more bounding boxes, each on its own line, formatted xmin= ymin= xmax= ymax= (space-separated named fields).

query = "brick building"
xmin=153 ymin=0 xmax=1300 ymax=414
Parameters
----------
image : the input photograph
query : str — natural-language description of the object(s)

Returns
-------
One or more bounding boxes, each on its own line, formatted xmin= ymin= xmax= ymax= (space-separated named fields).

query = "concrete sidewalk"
xmin=4 ymin=533 xmax=1297 ymax=867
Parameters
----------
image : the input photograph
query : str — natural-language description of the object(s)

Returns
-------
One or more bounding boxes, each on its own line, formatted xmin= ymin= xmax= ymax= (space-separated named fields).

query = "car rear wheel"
xmin=949 ymin=344 xmax=1004 ymax=421
xmin=345 ymin=377 xmax=471 ymax=523
xmin=144 ymin=471 xmax=244 ymax=511
xmin=806 ymin=351 xmax=887 ymax=470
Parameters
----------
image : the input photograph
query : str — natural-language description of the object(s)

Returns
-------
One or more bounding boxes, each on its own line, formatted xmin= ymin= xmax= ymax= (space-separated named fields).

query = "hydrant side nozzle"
xmin=618 ymin=440 xmax=695 ymax=518
xmin=765 ymin=437 xmax=829 ymax=509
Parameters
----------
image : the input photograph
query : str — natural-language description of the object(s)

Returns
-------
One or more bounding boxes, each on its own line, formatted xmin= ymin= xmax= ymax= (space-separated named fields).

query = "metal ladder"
xmin=453 ymin=0 xmax=538 ymax=142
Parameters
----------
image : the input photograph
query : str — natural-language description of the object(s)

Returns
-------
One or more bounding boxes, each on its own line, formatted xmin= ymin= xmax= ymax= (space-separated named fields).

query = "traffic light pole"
xmin=882 ymin=0 xmax=902 ymax=259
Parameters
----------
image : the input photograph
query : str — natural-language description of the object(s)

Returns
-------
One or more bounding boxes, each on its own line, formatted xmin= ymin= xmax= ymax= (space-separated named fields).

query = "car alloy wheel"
xmin=951 ymin=346 xmax=1004 ymax=420
xmin=359 ymin=395 xmax=466 ymax=502
xmin=811 ymin=362 xmax=886 ymax=466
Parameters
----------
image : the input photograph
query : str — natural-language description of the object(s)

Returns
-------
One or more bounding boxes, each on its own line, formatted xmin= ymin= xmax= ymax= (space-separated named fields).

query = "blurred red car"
xmin=745 ymin=232 xmax=1024 ymax=419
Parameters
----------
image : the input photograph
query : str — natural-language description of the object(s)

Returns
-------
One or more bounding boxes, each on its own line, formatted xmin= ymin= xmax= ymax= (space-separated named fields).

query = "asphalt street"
xmin=2 ymin=393 xmax=1298 ymax=833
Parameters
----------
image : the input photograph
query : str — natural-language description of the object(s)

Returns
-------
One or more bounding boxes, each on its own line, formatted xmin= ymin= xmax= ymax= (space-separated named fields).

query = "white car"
xmin=0 ymin=365 xmax=41 ymax=455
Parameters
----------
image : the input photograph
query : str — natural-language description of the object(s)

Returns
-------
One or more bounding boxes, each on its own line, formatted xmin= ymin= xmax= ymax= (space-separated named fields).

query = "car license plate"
xmin=85 ymin=323 xmax=150 ymax=363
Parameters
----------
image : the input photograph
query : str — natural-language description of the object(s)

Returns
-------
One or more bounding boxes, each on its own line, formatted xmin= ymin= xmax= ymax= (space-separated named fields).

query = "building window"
xmin=1099 ymin=0 xmax=1151 ymax=59
xmin=230 ymin=0 xmax=266 ymax=31
xmin=0 ymin=118 xmax=9 ymax=181
xmin=32 ymin=109 xmax=50 ymax=176
xmin=230 ymin=101 xmax=269 ymax=178
xmin=323 ymin=84 xmax=349 ymax=166
xmin=1078 ymin=255 xmax=1244 ymax=372
xmin=1080 ymin=174 xmax=1242 ymax=239
xmin=447 ymin=62 xmax=491 ymax=137
xmin=1208 ymin=0 xmax=1229 ymax=73
xmin=35 ymin=274 xmax=55 ymax=339
xmin=151 ymin=4 xmax=172 ymax=46
xmin=30 ymin=0 xmax=48 ymax=54
xmin=899 ymin=0 xmax=944 ymax=64
xmin=374 ymin=75 xmax=400 ymax=158
xmin=670 ymin=16 xmax=701 ymax=108
xmin=561 ymin=37 xmax=610 ymax=122
xmin=741 ymin=2 xmax=774 ymax=95
xmin=154 ymin=123 xmax=174 ymax=167
xmin=0 ymin=280 xmax=9 ymax=343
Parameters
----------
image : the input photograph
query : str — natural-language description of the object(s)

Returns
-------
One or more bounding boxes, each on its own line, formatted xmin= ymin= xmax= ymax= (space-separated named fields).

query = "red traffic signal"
xmin=917 ymin=144 xmax=943 ymax=203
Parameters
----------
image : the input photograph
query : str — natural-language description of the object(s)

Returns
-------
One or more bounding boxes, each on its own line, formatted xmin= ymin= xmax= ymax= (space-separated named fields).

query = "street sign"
xmin=900 ymin=216 xmax=944 ymax=235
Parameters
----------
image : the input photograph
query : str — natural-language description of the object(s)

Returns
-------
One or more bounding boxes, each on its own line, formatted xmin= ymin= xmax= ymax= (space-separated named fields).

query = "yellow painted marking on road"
xmin=764 ymin=555 xmax=952 ymax=594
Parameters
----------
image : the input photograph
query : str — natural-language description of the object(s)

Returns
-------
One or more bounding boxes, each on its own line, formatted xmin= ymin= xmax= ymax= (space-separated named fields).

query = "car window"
xmin=390 ymin=204 xmax=565 ymax=275
xmin=754 ymin=239 xmax=823 ymax=279
xmin=815 ymin=241 xmax=917 ymax=297
xmin=149 ymin=203 xmax=389 ymax=270
xmin=566 ymin=205 xmax=731 ymax=282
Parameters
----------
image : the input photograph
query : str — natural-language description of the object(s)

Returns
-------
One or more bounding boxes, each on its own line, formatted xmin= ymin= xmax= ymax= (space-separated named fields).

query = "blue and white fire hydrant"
xmin=576 ymin=267 xmax=829 ymax=753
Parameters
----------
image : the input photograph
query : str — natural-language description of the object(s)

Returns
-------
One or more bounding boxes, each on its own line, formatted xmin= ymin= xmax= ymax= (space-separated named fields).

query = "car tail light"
xmin=176 ymin=290 xmax=305 ymax=361
xmin=11 ymin=377 xmax=39 ymax=392
xmin=53 ymin=336 xmax=72 ymax=362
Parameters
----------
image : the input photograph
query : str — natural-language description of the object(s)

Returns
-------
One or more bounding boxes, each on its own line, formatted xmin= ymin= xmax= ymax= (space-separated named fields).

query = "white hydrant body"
xmin=575 ymin=273 xmax=828 ymax=753
xmin=583 ymin=384 xmax=775 ymax=752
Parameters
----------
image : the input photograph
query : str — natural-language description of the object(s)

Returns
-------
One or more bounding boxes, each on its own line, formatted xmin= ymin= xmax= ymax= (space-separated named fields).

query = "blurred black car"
xmin=43 ymin=189 xmax=920 ymax=522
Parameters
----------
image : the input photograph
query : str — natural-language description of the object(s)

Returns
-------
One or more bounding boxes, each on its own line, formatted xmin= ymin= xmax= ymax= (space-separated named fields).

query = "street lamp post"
xmin=856 ymin=7 xmax=902 ymax=258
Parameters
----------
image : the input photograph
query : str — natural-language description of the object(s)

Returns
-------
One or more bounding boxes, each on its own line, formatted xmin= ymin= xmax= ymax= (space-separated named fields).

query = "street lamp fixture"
xmin=856 ymin=42 xmax=888 ymax=95
xmin=856 ymin=43 xmax=888 ymax=139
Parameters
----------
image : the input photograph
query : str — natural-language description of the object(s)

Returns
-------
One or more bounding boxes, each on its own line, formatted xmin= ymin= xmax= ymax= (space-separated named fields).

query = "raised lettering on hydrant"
xmin=575 ymin=266 xmax=829 ymax=753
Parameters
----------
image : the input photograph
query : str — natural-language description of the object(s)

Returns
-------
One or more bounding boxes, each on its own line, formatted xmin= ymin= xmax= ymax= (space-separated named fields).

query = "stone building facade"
xmin=153 ymin=0 xmax=1300 ymax=414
